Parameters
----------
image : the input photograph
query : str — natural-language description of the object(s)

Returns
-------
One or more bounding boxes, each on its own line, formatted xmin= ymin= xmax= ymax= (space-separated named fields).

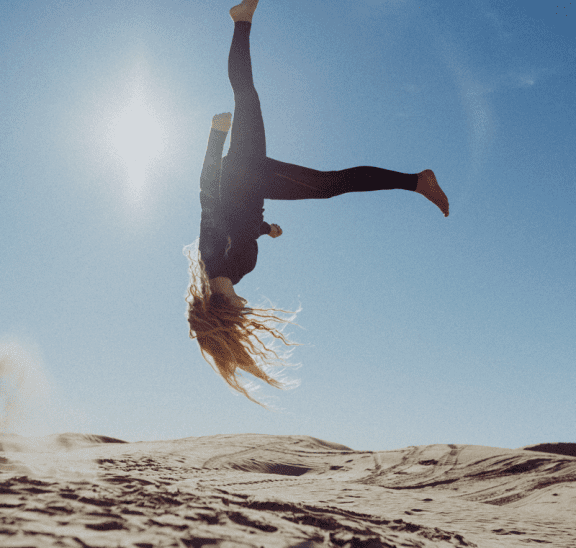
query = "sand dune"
xmin=522 ymin=442 xmax=576 ymax=459
xmin=1 ymin=434 xmax=575 ymax=547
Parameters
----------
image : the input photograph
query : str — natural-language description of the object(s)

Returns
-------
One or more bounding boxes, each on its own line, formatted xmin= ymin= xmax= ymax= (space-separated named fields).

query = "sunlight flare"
xmin=109 ymin=93 xmax=167 ymax=200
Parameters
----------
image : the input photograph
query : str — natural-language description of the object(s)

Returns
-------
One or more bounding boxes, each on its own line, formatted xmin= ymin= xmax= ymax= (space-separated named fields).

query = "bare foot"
xmin=416 ymin=169 xmax=449 ymax=217
xmin=230 ymin=0 xmax=259 ymax=23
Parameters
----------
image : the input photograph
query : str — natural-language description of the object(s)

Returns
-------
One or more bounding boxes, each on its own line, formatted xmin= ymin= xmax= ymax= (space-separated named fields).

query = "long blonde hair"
xmin=184 ymin=240 xmax=304 ymax=410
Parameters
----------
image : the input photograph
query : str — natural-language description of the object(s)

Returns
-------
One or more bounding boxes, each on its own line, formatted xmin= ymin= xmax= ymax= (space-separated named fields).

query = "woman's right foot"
xmin=230 ymin=0 xmax=259 ymax=23
xmin=416 ymin=169 xmax=449 ymax=217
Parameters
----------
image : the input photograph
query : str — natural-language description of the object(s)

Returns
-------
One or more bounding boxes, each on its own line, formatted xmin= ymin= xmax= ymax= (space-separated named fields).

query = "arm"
xmin=259 ymin=221 xmax=271 ymax=237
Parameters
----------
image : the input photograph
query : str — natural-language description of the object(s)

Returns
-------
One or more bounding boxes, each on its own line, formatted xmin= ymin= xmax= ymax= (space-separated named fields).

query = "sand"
xmin=1 ymin=434 xmax=575 ymax=548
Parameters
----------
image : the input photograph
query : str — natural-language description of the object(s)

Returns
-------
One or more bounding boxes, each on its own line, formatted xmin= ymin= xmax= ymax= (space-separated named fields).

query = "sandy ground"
xmin=1 ymin=434 xmax=575 ymax=548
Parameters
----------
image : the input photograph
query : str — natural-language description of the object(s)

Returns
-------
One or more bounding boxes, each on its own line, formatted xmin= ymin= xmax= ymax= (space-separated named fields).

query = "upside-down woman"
xmin=185 ymin=0 xmax=449 ymax=408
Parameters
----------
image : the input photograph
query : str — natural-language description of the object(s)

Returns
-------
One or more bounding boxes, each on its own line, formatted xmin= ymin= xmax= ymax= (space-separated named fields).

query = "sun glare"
xmin=109 ymin=93 xmax=167 ymax=201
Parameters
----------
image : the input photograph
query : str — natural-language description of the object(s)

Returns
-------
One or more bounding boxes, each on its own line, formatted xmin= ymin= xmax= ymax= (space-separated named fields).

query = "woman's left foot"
xmin=416 ymin=169 xmax=449 ymax=217
xmin=230 ymin=0 xmax=259 ymax=23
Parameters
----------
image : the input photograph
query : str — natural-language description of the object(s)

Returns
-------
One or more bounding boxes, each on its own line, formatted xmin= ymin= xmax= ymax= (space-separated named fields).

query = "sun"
xmin=109 ymin=92 xmax=167 ymax=200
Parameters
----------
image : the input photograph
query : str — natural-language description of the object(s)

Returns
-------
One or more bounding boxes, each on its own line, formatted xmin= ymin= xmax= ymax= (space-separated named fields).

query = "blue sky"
xmin=1 ymin=0 xmax=574 ymax=451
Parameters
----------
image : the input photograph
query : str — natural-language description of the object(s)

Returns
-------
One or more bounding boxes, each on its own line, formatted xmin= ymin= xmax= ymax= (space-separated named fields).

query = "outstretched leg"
xmin=227 ymin=2 xmax=266 ymax=161
xmin=258 ymin=157 xmax=418 ymax=197
xmin=256 ymin=158 xmax=449 ymax=216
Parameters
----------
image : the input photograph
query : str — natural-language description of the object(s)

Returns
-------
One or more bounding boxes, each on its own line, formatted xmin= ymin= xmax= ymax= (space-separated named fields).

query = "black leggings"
xmin=224 ymin=21 xmax=418 ymax=201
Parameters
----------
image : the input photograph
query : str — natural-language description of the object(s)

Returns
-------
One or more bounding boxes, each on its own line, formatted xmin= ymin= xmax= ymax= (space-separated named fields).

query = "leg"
xmin=257 ymin=158 xmax=449 ymax=215
xmin=227 ymin=20 xmax=266 ymax=161
xmin=257 ymin=157 xmax=419 ymax=200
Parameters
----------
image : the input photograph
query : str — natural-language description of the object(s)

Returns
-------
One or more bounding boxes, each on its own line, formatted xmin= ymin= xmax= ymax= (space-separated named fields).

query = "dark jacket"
xmin=199 ymin=128 xmax=271 ymax=285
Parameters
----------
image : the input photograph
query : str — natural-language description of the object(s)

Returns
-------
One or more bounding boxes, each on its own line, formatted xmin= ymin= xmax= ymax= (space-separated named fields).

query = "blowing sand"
xmin=1 ymin=434 xmax=575 ymax=548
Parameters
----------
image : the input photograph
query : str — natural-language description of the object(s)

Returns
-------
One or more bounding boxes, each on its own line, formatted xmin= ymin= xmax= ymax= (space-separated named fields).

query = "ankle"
xmin=416 ymin=169 xmax=431 ymax=192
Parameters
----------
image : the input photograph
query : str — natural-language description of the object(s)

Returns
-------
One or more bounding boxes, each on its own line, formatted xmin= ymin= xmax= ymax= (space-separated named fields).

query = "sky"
xmin=1 ymin=0 xmax=574 ymax=452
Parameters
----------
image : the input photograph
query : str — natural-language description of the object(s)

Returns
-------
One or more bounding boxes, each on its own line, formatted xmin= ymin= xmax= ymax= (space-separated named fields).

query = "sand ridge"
xmin=1 ymin=433 xmax=575 ymax=547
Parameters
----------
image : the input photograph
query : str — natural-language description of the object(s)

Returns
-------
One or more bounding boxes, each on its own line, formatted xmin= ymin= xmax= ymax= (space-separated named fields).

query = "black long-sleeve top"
xmin=199 ymin=128 xmax=271 ymax=285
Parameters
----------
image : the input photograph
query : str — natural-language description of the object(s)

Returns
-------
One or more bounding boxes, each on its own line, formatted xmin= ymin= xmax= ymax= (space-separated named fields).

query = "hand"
xmin=212 ymin=112 xmax=232 ymax=132
xmin=269 ymin=224 xmax=283 ymax=238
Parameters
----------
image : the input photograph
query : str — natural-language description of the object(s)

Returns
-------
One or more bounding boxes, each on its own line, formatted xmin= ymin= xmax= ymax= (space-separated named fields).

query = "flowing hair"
xmin=184 ymin=239 xmax=304 ymax=410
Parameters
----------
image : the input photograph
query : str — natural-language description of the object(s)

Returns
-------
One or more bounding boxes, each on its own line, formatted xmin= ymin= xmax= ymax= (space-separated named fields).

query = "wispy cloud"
xmin=482 ymin=7 xmax=514 ymax=42
xmin=511 ymin=72 xmax=536 ymax=88
xmin=423 ymin=15 xmax=498 ymax=208
xmin=486 ymin=65 xmax=562 ymax=93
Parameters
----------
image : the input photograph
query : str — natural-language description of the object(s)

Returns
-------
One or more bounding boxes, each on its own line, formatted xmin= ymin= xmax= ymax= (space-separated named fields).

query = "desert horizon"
xmin=2 ymin=433 xmax=575 ymax=547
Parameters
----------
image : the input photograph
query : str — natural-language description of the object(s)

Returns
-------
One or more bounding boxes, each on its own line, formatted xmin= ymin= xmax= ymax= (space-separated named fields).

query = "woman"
xmin=185 ymin=0 xmax=449 ymax=408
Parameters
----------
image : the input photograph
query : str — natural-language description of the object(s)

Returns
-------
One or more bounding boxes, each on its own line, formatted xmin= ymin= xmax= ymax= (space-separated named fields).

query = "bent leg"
xmin=258 ymin=157 xmax=418 ymax=200
xmin=227 ymin=21 xmax=266 ymax=160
